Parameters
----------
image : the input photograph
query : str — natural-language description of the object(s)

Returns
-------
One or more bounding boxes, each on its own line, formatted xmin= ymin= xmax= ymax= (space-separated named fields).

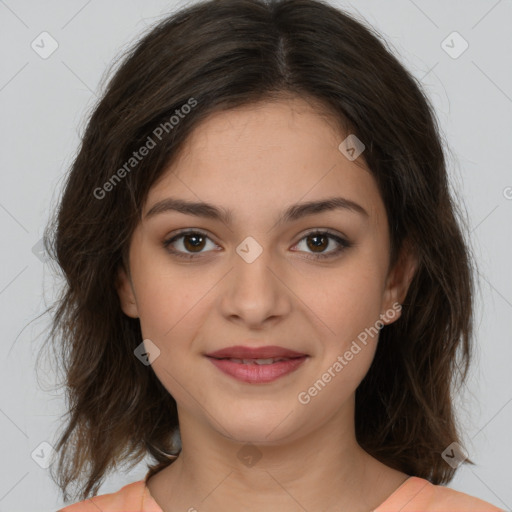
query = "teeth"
xmin=228 ymin=358 xmax=289 ymax=365
xmin=251 ymin=358 xmax=276 ymax=365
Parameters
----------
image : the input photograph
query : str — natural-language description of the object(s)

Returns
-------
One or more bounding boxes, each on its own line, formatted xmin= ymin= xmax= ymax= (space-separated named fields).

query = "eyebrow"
xmin=145 ymin=196 xmax=369 ymax=226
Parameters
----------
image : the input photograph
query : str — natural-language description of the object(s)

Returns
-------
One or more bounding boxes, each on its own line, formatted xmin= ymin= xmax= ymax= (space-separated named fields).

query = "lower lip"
xmin=207 ymin=356 xmax=308 ymax=383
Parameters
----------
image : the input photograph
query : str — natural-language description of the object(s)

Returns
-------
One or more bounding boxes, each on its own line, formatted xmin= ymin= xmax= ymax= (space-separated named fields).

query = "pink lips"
xmin=205 ymin=345 xmax=309 ymax=383
xmin=206 ymin=345 xmax=307 ymax=359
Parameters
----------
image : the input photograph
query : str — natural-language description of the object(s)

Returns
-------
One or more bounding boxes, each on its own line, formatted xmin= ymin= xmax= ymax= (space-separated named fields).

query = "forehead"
xmin=145 ymin=97 xmax=384 ymax=227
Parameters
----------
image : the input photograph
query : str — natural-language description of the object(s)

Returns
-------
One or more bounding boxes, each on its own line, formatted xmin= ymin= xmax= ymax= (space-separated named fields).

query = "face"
xmin=117 ymin=97 xmax=416 ymax=446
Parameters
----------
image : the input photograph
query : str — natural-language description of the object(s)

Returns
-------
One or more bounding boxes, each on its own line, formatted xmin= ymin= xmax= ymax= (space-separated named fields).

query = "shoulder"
xmin=375 ymin=476 xmax=505 ymax=512
xmin=57 ymin=480 xmax=154 ymax=512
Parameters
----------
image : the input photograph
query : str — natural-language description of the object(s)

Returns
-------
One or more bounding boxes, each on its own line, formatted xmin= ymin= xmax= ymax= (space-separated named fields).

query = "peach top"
xmin=58 ymin=474 xmax=505 ymax=511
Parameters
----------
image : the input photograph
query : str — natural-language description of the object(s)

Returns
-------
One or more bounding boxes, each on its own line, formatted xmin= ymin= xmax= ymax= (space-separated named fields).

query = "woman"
xmin=45 ymin=0 xmax=503 ymax=510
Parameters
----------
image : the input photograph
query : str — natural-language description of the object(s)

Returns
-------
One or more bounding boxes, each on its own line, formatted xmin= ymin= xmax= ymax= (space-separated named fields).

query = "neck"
xmin=146 ymin=397 xmax=408 ymax=512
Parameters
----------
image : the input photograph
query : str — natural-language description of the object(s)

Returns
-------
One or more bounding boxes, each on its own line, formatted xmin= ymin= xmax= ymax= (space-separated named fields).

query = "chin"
xmin=215 ymin=407 xmax=303 ymax=446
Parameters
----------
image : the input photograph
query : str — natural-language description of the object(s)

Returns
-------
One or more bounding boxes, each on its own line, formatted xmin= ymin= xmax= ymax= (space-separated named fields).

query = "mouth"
xmin=207 ymin=356 xmax=303 ymax=364
xmin=205 ymin=345 xmax=308 ymax=360
xmin=206 ymin=355 xmax=309 ymax=383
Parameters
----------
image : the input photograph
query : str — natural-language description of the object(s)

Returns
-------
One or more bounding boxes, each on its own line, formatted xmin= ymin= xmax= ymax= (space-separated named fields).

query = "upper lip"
xmin=206 ymin=345 xmax=308 ymax=359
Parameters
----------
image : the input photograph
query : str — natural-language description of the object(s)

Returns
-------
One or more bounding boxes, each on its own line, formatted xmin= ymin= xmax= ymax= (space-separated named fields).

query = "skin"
xmin=117 ymin=96 xmax=418 ymax=512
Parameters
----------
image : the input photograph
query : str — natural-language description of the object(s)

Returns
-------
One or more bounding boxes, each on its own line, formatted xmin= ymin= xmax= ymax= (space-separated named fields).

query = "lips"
xmin=205 ymin=345 xmax=309 ymax=383
xmin=205 ymin=345 xmax=307 ymax=360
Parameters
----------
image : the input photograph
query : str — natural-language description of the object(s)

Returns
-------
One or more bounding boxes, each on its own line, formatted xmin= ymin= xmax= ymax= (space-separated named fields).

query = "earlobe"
xmin=381 ymin=242 xmax=418 ymax=326
xmin=116 ymin=265 xmax=139 ymax=318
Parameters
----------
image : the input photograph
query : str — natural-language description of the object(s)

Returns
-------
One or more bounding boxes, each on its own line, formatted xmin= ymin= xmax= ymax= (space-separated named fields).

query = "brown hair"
xmin=43 ymin=0 xmax=477 ymax=502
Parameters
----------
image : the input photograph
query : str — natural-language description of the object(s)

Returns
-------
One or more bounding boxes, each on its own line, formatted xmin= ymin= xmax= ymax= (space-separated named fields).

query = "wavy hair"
xmin=43 ymin=0 xmax=477 ymax=502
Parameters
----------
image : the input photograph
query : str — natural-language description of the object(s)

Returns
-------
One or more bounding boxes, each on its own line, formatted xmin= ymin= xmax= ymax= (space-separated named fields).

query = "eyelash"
xmin=162 ymin=229 xmax=352 ymax=261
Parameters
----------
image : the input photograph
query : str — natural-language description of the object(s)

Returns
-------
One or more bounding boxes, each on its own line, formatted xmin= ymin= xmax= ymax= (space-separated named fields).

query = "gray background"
xmin=1 ymin=0 xmax=511 ymax=510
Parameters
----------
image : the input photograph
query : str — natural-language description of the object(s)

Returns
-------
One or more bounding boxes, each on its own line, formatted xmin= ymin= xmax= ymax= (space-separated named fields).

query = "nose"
xmin=218 ymin=241 xmax=292 ymax=329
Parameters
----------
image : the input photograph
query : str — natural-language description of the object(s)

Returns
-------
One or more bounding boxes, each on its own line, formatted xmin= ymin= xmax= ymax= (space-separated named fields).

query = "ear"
xmin=116 ymin=264 xmax=139 ymax=318
xmin=380 ymin=240 xmax=418 ymax=326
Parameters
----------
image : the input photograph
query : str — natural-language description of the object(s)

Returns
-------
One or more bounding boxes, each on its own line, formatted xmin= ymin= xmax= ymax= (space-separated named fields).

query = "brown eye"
xmin=293 ymin=230 xmax=352 ymax=260
xmin=182 ymin=233 xmax=207 ymax=252
xmin=163 ymin=230 xmax=217 ymax=259
xmin=306 ymin=233 xmax=329 ymax=253
xmin=163 ymin=229 xmax=351 ymax=261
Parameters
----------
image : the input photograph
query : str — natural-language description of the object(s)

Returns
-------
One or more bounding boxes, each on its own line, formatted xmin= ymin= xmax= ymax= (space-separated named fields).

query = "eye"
xmin=291 ymin=230 xmax=352 ymax=260
xmin=163 ymin=229 xmax=352 ymax=261
xmin=163 ymin=229 xmax=218 ymax=260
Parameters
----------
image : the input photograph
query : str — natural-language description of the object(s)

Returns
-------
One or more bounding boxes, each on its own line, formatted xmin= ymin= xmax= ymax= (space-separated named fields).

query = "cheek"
xmin=133 ymin=274 xmax=206 ymax=406
xmin=300 ymin=256 xmax=386 ymax=343
xmin=130 ymin=237 xmax=209 ymax=338
xmin=136 ymin=280 xmax=203 ymax=342
xmin=294 ymin=256 xmax=386 ymax=398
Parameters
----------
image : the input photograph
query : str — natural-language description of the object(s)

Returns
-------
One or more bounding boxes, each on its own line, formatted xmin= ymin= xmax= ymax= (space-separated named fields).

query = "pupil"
xmin=184 ymin=234 xmax=205 ymax=252
xmin=308 ymin=234 xmax=327 ymax=252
